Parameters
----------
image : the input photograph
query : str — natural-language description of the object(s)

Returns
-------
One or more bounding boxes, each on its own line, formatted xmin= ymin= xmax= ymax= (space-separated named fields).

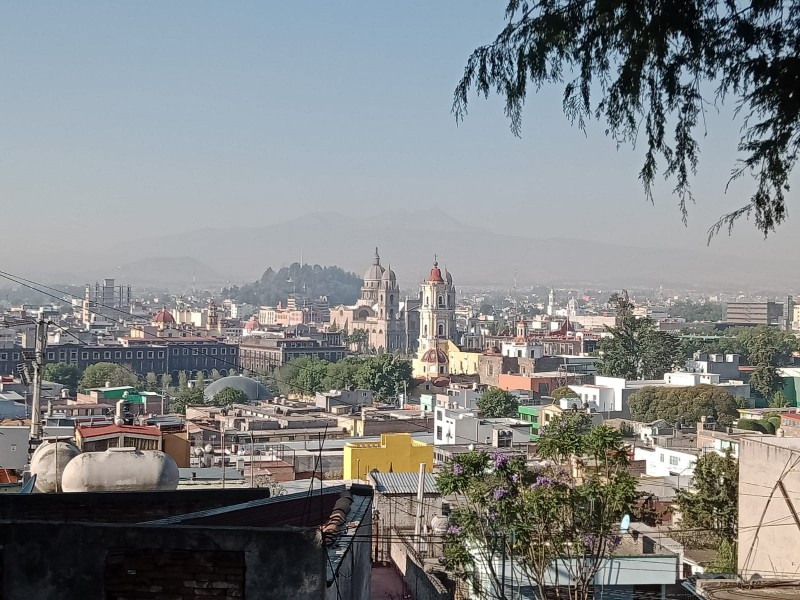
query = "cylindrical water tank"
xmin=30 ymin=439 xmax=81 ymax=493
xmin=61 ymin=447 xmax=179 ymax=493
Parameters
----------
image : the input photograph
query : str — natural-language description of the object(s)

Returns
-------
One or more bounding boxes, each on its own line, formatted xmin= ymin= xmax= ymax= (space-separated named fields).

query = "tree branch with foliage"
xmin=439 ymin=413 xmax=639 ymax=600
xmin=455 ymin=0 xmax=800 ymax=238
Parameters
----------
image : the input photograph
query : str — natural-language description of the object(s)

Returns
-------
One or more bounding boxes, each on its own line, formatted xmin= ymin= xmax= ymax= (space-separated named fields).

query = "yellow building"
xmin=343 ymin=433 xmax=434 ymax=480
xmin=412 ymin=339 xmax=480 ymax=379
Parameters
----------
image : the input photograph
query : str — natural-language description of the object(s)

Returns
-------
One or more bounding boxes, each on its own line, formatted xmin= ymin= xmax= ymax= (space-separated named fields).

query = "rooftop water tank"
xmin=61 ymin=447 xmax=179 ymax=493
xmin=30 ymin=439 xmax=81 ymax=493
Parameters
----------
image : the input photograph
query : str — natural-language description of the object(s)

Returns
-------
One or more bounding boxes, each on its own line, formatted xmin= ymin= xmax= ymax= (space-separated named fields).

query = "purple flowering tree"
xmin=437 ymin=414 xmax=638 ymax=600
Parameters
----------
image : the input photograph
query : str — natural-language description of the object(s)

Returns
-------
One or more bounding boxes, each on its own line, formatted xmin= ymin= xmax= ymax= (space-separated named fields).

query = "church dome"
xmin=444 ymin=267 xmax=452 ymax=286
xmin=152 ymin=307 xmax=175 ymax=324
xmin=382 ymin=267 xmax=396 ymax=285
xmin=428 ymin=261 xmax=444 ymax=283
xmin=421 ymin=348 xmax=448 ymax=364
xmin=364 ymin=247 xmax=386 ymax=282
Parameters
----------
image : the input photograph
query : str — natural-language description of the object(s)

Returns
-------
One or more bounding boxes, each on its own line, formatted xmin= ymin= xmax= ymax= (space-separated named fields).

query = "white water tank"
xmin=61 ymin=447 xmax=179 ymax=492
xmin=30 ymin=439 xmax=82 ymax=493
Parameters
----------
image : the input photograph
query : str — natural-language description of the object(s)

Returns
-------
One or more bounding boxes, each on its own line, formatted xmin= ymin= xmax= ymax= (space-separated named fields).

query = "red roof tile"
xmin=77 ymin=424 xmax=162 ymax=439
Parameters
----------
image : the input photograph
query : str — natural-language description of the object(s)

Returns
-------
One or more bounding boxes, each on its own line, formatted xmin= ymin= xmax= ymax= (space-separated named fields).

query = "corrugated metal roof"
xmin=369 ymin=472 xmax=439 ymax=495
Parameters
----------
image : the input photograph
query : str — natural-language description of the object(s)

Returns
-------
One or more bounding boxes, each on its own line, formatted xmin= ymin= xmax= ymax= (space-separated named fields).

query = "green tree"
xmin=323 ymin=356 xmax=364 ymax=390
xmin=734 ymin=419 xmax=769 ymax=434
xmin=355 ymin=354 xmax=412 ymax=402
xmin=194 ymin=371 xmax=206 ymax=391
xmin=348 ymin=328 xmax=368 ymax=354
xmin=596 ymin=294 xmax=682 ymax=380
xmin=476 ymin=388 xmax=519 ymax=418
xmin=42 ymin=363 xmax=80 ymax=391
xmin=439 ymin=417 xmax=638 ymax=600
xmin=210 ymin=387 xmax=248 ymax=407
xmin=628 ymin=385 xmax=740 ymax=426
xmin=170 ymin=387 xmax=204 ymax=415
xmin=551 ymin=386 xmax=579 ymax=402
xmin=770 ymin=390 xmax=789 ymax=409
xmin=210 ymin=369 xmax=222 ymax=381
xmin=673 ymin=451 xmax=738 ymax=561
xmin=454 ymin=0 xmax=800 ymax=238
xmin=145 ymin=372 xmax=158 ymax=392
xmin=79 ymin=363 xmax=138 ymax=390
xmin=275 ymin=356 xmax=330 ymax=396
xmin=159 ymin=373 xmax=173 ymax=392
xmin=178 ymin=370 xmax=189 ymax=391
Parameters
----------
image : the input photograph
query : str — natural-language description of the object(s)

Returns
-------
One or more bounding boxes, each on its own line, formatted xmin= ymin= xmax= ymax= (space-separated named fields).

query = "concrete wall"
xmin=389 ymin=535 xmax=452 ymax=600
xmin=0 ymin=488 xmax=272 ymax=523
xmin=0 ymin=521 xmax=326 ymax=600
xmin=738 ymin=437 xmax=800 ymax=580
xmin=0 ymin=426 xmax=30 ymax=470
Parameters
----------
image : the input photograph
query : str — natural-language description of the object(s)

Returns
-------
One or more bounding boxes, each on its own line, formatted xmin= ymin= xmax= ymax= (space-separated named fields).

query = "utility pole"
xmin=30 ymin=318 xmax=48 ymax=439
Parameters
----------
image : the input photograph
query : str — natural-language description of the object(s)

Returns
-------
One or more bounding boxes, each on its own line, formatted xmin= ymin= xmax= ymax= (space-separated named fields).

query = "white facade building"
xmin=433 ymin=407 xmax=530 ymax=446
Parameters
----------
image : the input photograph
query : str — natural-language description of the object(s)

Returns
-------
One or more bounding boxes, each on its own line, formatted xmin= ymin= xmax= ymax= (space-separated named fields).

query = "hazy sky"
xmin=2 ymin=1 xmax=798 ymax=264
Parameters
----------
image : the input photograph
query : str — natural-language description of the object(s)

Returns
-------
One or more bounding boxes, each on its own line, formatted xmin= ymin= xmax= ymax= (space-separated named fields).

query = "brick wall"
xmin=104 ymin=549 xmax=245 ymax=599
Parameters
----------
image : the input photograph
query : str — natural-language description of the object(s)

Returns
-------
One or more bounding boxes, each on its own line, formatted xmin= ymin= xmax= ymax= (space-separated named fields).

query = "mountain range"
xmin=13 ymin=209 xmax=798 ymax=292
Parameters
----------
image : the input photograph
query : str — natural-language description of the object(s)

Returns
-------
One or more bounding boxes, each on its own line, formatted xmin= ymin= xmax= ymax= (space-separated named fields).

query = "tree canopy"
xmin=673 ymin=450 xmax=738 ymax=570
xmin=552 ymin=386 xmax=579 ymax=401
xmin=438 ymin=414 xmax=638 ymax=600
xmin=273 ymin=354 xmax=413 ymax=402
xmin=42 ymin=362 xmax=80 ymax=391
xmin=476 ymin=387 xmax=520 ymax=418
xmin=210 ymin=387 xmax=249 ymax=407
xmin=597 ymin=293 xmax=682 ymax=380
xmin=79 ymin=363 xmax=138 ymax=391
xmin=628 ymin=384 xmax=740 ymax=426
xmin=221 ymin=263 xmax=362 ymax=307
xmin=455 ymin=0 xmax=800 ymax=238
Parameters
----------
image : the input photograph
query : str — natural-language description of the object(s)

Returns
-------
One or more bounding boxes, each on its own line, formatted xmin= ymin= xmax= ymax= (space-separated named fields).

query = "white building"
xmin=417 ymin=259 xmax=457 ymax=354
xmin=433 ymin=407 xmax=530 ymax=446
xmin=633 ymin=443 xmax=699 ymax=480
xmin=501 ymin=339 xmax=543 ymax=359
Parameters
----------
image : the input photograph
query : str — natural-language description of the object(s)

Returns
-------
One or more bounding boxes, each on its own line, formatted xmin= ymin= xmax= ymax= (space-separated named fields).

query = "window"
xmin=669 ymin=456 xmax=680 ymax=466
xmin=211 ymin=348 xmax=218 ymax=355
xmin=126 ymin=351 xmax=133 ymax=359
xmin=438 ymin=323 xmax=444 ymax=336
xmin=147 ymin=351 xmax=154 ymax=359
xmin=192 ymin=349 xmax=199 ymax=356
xmin=0 ymin=353 xmax=7 ymax=360
xmin=229 ymin=348 xmax=236 ymax=356
xmin=158 ymin=351 xmax=164 ymax=359
xmin=137 ymin=351 xmax=143 ymax=359
xmin=47 ymin=352 xmax=55 ymax=360
xmin=221 ymin=348 xmax=227 ymax=355
xmin=70 ymin=351 xmax=77 ymax=360
xmin=82 ymin=352 xmax=89 ymax=359
xmin=659 ymin=453 xmax=665 ymax=463
xmin=436 ymin=426 xmax=443 ymax=441
xmin=104 ymin=351 xmax=111 ymax=359
xmin=93 ymin=352 xmax=100 ymax=359
xmin=58 ymin=351 xmax=66 ymax=361
xmin=183 ymin=349 xmax=188 ymax=355
xmin=12 ymin=353 xmax=19 ymax=360
xmin=173 ymin=348 xmax=179 ymax=356
xmin=437 ymin=295 xmax=444 ymax=308
xmin=115 ymin=351 xmax=121 ymax=359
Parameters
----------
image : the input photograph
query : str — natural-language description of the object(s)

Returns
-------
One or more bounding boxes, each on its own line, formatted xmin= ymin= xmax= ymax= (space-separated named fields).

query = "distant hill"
xmin=20 ymin=209 xmax=800 ymax=292
xmin=223 ymin=263 xmax=362 ymax=307
xmin=114 ymin=257 xmax=226 ymax=288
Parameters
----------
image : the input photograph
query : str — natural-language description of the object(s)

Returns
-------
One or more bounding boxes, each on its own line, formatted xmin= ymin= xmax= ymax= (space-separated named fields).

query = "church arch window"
xmin=424 ymin=324 xmax=428 ymax=336
xmin=437 ymin=295 xmax=444 ymax=308
xmin=438 ymin=323 xmax=444 ymax=337
xmin=425 ymin=296 xmax=430 ymax=307
xmin=380 ymin=295 xmax=383 ymax=302
xmin=389 ymin=294 xmax=394 ymax=304
xmin=389 ymin=308 xmax=394 ymax=319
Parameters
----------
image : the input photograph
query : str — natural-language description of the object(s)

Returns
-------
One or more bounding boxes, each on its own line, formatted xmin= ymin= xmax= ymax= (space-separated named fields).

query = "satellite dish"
xmin=619 ymin=514 xmax=631 ymax=533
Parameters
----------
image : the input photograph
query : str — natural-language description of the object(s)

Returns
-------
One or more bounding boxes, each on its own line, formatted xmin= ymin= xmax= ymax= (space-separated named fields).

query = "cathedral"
xmin=327 ymin=249 xmax=458 ymax=357
xmin=328 ymin=248 xmax=404 ymax=352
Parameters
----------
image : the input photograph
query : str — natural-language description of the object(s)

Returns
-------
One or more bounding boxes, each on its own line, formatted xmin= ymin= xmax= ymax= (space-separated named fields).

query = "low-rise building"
xmin=343 ymin=433 xmax=433 ymax=480
xmin=433 ymin=406 xmax=532 ymax=446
